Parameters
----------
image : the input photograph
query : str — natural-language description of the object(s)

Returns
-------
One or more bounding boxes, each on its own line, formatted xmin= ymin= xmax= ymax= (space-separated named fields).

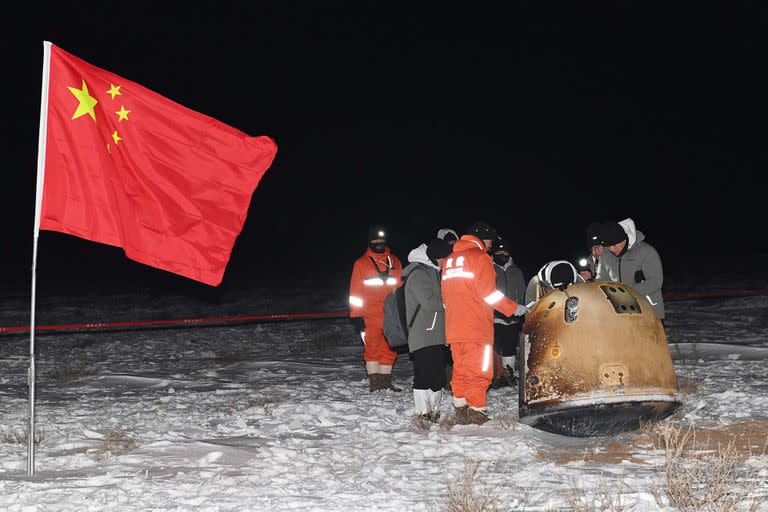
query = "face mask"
xmin=369 ymin=243 xmax=386 ymax=254
xmin=493 ymin=254 xmax=509 ymax=266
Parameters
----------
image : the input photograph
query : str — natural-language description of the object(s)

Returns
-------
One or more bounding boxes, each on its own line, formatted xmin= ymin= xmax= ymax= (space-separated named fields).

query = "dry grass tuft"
xmin=492 ymin=414 xmax=517 ymax=431
xmin=651 ymin=423 xmax=766 ymax=511
xmin=411 ymin=414 xmax=433 ymax=431
xmin=243 ymin=394 xmax=285 ymax=415
xmin=217 ymin=350 xmax=249 ymax=366
xmin=94 ymin=429 xmax=137 ymax=461
xmin=564 ymin=472 xmax=625 ymax=512
xmin=677 ymin=376 xmax=701 ymax=395
xmin=50 ymin=361 xmax=94 ymax=383
xmin=439 ymin=415 xmax=458 ymax=431
xmin=1 ymin=428 xmax=45 ymax=445
xmin=289 ymin=326 xmax=339 ymax=355
xmin=431 ymin=459 xmax=500 ymax=512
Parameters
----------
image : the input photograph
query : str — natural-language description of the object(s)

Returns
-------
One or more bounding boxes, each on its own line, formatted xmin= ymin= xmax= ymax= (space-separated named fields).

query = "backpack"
xmin=382 ymin=269 xmax=422 ymax=349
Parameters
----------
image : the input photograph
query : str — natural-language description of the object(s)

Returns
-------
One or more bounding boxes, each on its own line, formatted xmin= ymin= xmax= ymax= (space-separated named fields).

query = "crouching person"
xmin=404 ymin=238 xmax=453 ymax=422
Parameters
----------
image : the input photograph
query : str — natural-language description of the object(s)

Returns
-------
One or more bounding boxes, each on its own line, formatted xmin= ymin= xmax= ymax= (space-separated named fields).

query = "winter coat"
xmin=493 ymin=258 xmax=526 ymax=326
xmin=349 ymin=247 xmax=402 ymax=319
xmin=402 ymin=244 xmax=446 ymax=353
xmin=595 ymin=219 xmax=665 ymax=319
xmin=440 ymin=235 xmax=519 ymax=344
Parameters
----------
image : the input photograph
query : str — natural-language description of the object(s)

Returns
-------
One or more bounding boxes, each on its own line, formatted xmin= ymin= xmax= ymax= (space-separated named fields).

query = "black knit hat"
xmin=600 ymin=222 xmax=627 ymax=246
xmin=426 ymin=238 xmax=452 ymax=261
xmin=466 ymin=221 xmax=496 ymax=240
xmin=368 ymin=225 xmax=387 ymax=242
xmin=586 ymin=222 xmax=603 ymax=249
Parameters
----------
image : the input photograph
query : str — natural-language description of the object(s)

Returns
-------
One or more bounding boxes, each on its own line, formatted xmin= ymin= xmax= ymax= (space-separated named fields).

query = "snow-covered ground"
xmin=0 ymin=286 xmax=766 ymax=511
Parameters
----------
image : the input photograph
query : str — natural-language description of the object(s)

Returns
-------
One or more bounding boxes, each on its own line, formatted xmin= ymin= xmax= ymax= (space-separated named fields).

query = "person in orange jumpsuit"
xmin=349 ymin=225 xmax=403 ymax=392
xmin=441 ymin=221 xmax=528 ymax=424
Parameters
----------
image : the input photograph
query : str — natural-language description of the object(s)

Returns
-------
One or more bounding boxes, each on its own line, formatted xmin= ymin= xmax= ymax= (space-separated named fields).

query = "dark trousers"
xmin=413 ymin=345 xmax=447 ymax=392
xmin=494 ymin=322 xmax=521 ymax=357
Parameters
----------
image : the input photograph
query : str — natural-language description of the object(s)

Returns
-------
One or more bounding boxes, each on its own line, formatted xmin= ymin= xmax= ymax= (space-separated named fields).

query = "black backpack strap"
xmin=405 ymin=266 xmax=431 ymax=328
xmin=408 ymin=304 xmax=421 ymax=328
xmin=369 ymin=256 xmax=390 ymax=278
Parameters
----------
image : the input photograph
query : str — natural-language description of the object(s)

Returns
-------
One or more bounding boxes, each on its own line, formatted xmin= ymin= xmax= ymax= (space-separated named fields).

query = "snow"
xmin=0 ymin=289 xmax=766 ymax=510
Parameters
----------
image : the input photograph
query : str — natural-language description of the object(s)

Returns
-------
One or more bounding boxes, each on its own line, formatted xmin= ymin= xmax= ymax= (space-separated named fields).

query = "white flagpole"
xmin=29 ymin=40 xmax=52 ymax=477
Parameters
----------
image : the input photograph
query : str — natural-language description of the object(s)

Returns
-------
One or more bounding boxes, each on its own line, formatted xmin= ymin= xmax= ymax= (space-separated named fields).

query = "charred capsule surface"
xmin=519 ymin=281 xmax=681 ymax=437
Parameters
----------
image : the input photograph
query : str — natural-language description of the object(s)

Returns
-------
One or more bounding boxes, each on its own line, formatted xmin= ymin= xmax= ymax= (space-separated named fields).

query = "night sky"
xmin=4 ymin=3 xmax=767 ymax=296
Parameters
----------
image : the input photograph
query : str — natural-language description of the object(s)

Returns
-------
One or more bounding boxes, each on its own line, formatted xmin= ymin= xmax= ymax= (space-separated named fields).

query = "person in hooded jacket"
xmin=441 ymin=221 xmax=527 ymax=425
xmin=402 ymin=238 xmax=453 ymax=421
xmin=524 ymin=260 xmax=584 ymax=307
xmin=596 ymin=218 xmax=665 ymax=321
xmin=490 ymin=237 xmax=526 ymax=388
xmin=349 ymin=225 xmax=403 ymax=392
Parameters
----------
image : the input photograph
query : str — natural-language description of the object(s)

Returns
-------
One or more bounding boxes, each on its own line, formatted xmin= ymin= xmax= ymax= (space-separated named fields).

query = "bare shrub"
xmin=1 ymin=428 xmax=45 ymax=445
xmin=431 ymin=459 xmax=500 ymax=512
xmin=651 ymin=423 xmax=766 ymax=511
xmin=218 ymin=350 xmax=248 ymax=366
xmin=50 ymin=361 xmax=94 ymax=383
xmin=564 ymin=472 xmax=625 ymax=512
xmin=95 ymin=429 xmax=137 ymax=461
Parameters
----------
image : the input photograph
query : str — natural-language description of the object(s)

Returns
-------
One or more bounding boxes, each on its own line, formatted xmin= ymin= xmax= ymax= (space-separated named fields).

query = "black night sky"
xmin=4 ymin=3 xmax=767 ymax=297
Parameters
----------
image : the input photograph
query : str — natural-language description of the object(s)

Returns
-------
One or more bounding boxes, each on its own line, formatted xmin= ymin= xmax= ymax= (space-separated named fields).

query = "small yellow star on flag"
xmin=116 ymin=106 xmax=131 ymax=122
xmin=68 ymin=79 xmax=98 ymax=122
xmin=106 ymin=84 xmax=122 ymax=100
xmin=112 ymin=131 xmax=122 ymax=145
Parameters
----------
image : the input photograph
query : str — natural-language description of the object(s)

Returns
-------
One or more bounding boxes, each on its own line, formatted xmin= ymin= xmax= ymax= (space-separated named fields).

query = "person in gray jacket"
xmin=596 ymin=218 xmax=665 ymax=320
xmin=403 ymin=237 xmax=453 ymax=421
xmin=490 ymin=237 xmax=527 ymax=388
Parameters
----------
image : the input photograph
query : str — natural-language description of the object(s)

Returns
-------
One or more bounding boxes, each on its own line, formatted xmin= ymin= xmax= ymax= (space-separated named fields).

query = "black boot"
xmin=380 ymin=374 xmax=402 ymax=392
xmin=368 ymin=373 xmax=381 ymax=392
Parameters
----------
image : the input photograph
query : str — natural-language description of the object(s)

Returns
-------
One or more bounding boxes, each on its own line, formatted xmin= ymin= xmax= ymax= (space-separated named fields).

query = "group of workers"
xmin=348 ymin=218 xmax=664 ymax=425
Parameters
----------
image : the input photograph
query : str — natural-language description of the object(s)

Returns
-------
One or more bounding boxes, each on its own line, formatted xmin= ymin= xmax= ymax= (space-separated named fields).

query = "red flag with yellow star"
xmin=39 ymin=44 xmax=277 ymax=286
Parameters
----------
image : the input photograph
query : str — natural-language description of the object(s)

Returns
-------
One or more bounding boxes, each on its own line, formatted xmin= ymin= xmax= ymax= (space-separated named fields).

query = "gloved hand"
xmin=513 ymin=303 xmax=529 ymax=317
xmin=350 ymin=317 xmax=366 ymax=335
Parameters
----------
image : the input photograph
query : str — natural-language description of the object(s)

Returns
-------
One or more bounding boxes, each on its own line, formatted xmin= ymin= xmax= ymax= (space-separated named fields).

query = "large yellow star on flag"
xmin=115 ymin=105 xmax=131 ymax=122
xmin=68 ymin=79 xmax=98 ymax=122
xmin=112 ymin=130 xmax=122 ymax=145
xmin=106 ymin=84 xmax=122 ymax=100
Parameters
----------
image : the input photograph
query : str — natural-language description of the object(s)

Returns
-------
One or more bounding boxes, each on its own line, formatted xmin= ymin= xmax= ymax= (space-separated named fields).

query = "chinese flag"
xmin=40 ymin=44 xmax=277 ymax=286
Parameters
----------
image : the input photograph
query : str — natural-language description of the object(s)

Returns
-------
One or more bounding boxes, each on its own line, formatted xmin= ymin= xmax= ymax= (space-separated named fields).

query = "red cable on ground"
xmin=0 ymin=311 xmax=348 ymax=334
xmin=1 ymin=288 xmax=767 ymax=334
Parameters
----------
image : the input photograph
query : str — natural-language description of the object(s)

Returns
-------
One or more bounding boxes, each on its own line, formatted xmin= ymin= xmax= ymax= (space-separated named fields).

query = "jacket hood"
xmin=406 ymin=243 xmax=440 ymax=271
xmin=453 ymin=235 xmax=486 ymax=253
xmin=619 ymin=218 xmax=645 ymax=248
